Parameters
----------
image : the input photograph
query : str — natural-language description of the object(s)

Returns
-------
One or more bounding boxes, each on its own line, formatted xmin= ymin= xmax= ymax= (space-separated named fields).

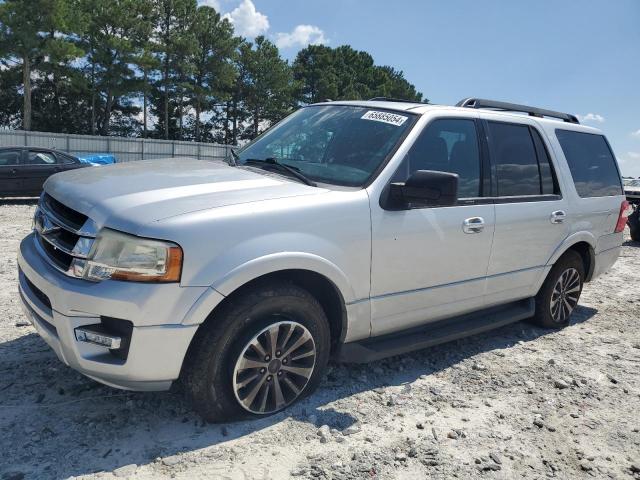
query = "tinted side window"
xmin=398 ymin=119 xmax=481 ymax=198
xmin=0 ymin=150 xmax=20 ymax=166
xmin=488 ymin=122 xmax=540 ymax=196
xmin=555 ymin=130 xmax=623 ymax=197
xmin=57 ymin=153 xmax=77 ymax=164
xmin=530 ymin=129 xmax=557 ymax=195
xmin=26 ymin=151 xmax=56 ymax=165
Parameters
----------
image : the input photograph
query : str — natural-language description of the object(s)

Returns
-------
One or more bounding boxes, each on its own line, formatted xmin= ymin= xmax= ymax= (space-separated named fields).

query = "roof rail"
xmin=368 ymin=97 xmax=423 ymax=104
xmin=456 ymin=98 xmax=579 ymax=124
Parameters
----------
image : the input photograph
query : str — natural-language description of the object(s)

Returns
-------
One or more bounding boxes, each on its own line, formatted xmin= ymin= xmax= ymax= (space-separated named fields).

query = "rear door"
xmin=484 ymin=119 xmax=569 ymax=306
xmin=20 ymin=149 xmax=60 ymax=195
xmin=0 ymin=149 xmax=23 ymax=196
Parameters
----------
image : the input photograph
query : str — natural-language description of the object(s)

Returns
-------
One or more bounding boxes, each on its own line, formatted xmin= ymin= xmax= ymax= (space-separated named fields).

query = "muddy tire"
xmin=181 ymin=282 xmax=330 ymax=422
xmin=531 ymin=250 xmax=585 ymax=329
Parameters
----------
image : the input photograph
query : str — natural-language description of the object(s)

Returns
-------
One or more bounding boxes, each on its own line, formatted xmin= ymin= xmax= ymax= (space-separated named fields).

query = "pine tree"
xmin=0 ymin=0 xmax=77 ymax=130
xmin=187 ymin=5 xmax=237 ymax=142
xmin=153 ymin=0 xmax=197 ymax=140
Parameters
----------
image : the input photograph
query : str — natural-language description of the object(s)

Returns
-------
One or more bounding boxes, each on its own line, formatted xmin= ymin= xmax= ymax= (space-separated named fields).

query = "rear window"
xmin=555 ymin=130 xmax=623 ymax=197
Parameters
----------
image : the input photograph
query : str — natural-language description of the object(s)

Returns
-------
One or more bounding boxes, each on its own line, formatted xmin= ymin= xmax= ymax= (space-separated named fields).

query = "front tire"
xmin=182 ymin=282 xmax=330 ymax=422
xmin=532 ymin=250 xmax=584 ymax=328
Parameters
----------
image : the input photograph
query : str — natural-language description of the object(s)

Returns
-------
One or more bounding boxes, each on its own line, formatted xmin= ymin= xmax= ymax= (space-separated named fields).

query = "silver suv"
xmin=17 ymin=98 xmax=628 ymax=421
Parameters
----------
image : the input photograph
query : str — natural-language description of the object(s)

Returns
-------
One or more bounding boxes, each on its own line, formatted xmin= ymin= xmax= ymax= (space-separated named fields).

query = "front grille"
xmin=34 ymin=193 xmax=97 ymax=277
xmin=43 ymin=193 xmax=88 ymax=230
xmin=37 ymin=234 xmax=74 ymax=270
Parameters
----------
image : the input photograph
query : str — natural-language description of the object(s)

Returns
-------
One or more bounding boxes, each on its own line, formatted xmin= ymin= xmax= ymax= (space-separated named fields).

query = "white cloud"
xmin=577 ymin=113 xmax=605 ymax=123
xmin=198 ymin=0 xmax=221 ymax=11
xmin=275 ymin=24 xmax=327 ymax=49
xmin=631 ymin=129 xmax=640 ymax=138
xmin=618 ymin=151 xmax=640 ymax=177
xmin=222 ymin=0 xmax=269 ymax=38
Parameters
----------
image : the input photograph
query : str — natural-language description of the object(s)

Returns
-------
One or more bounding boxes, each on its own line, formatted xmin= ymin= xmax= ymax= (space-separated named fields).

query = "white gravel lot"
xmin=1 ymin=200 xmax=639 ymax=480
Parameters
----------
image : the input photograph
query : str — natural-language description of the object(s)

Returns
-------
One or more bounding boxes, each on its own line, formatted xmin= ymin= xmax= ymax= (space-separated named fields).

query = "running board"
xmin=337 ymin=298 xmax=534 ymax=363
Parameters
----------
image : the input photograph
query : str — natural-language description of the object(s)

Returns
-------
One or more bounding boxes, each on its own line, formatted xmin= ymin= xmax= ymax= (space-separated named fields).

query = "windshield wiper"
xmin=243 ymin=158 xmax=317 ymax=187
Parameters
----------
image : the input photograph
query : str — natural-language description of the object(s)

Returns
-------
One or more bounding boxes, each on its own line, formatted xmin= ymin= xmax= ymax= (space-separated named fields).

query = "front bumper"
xmin=17 ymin=233 xmax=206 ymax=391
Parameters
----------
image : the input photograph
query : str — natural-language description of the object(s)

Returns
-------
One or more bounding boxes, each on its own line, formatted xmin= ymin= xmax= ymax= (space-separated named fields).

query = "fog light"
xmin=75 ymin=326 xmax=122 ymax=349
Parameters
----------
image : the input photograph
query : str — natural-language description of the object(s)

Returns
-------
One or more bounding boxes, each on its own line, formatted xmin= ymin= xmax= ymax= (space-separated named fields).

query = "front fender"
xmin=179 ymin=252 xmax=358 ymax=327
xmin=211 ymin=251 xmax=357 ymax=303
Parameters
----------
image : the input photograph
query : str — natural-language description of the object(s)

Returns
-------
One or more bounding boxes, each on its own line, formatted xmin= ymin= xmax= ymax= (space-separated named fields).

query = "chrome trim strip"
xmin=39 ymin=200 xmax=96 ymax=238
xmin=33 ymin=234 xmax=76 ymax=278
xmin=37 ymin=229 xmax=89 ymax=258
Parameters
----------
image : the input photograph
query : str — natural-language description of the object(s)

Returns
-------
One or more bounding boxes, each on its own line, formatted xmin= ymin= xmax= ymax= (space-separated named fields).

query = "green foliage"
xmin=0 ymin=0 xmax=424 ymax=141
xmin=0 ymin=0 xmax=80 ymax=130
xmin=293 ymin=44 xmax=424 ymax=104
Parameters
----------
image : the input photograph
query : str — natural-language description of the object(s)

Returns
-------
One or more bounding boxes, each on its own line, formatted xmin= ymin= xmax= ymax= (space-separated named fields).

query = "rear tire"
xmin=182 ymin=282 xmax=330 ymax=422
xmin=628 ymin=206 xmax=640 ymax=241
xmin=531 ymin=250 xmax=585 ymax=328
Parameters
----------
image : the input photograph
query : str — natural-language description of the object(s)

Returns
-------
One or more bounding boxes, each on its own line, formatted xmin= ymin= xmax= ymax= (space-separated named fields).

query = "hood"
xmin=45 ymin=158 xmax=324 ymax=233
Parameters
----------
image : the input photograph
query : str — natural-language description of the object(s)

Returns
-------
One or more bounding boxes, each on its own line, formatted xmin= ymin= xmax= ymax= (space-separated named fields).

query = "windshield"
xmin=236 ymin=105 xmax=416 ymax=186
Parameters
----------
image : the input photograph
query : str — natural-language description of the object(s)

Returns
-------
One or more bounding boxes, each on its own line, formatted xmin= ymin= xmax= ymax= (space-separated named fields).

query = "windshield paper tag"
xmin=361 ymin=110 xmax=408 ymax=126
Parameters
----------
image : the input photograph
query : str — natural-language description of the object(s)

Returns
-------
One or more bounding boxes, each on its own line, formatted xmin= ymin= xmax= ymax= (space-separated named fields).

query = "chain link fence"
xmin=0 ymin=129 xmax=232 ymax=163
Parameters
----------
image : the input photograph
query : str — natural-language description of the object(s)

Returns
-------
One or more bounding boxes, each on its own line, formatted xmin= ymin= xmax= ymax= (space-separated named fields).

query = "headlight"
xmin=79 ymin=229 xmax=183 ymax=282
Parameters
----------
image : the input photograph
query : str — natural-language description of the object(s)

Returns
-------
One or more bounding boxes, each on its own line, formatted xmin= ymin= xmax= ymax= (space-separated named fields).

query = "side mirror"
xmin=389 ymin=170 xmax=458 ymax=208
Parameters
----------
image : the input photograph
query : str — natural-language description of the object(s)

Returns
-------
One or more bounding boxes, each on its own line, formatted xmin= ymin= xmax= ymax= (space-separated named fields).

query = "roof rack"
xmin=368 ymin=97 xmax=424 ymax=104
xmin=456 ymin=98 xmax=579 ymax=124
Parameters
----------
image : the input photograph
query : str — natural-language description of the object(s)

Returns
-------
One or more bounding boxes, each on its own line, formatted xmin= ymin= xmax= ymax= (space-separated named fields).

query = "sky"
xmin=200 ymin=0 xmax=640 ymax=176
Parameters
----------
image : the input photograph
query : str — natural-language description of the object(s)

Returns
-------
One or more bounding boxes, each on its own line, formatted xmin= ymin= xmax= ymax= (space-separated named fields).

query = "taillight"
xmin=614 ymin=200 xmax=630 ymax=233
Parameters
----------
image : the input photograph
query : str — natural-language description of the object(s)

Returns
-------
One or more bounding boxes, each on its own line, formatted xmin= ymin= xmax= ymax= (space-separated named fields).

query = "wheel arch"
xmin=547 ymin=233 xmax=596 ymax=282
xmin=183 ymin=267 xmax=350 ymax=354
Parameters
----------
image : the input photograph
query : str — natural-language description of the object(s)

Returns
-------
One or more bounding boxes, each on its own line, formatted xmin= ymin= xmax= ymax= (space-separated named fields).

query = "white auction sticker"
xmin=361 ymin=110 xmax=408 ymax=126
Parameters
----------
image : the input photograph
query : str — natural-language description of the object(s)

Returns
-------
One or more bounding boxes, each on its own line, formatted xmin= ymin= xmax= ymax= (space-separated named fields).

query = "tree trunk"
xmin=22 ymin=54 xmax=31 ymax=131
xmin=178 ymin=91 xmax=183 ymax=140
xmin=195 ymin=96 xmax=201 ymax=142
xmin=90 ymin=61 xmax=96 ymax=135
xmin=223 ymin=102 xmax=230 ymax=144
xmin=101 ymin=91 xmax=113 ymax=136
xmin=143 ymin=69 xmax=148 ymax=138
xmin=232 ymin=98 xmax=238 ymax=144
xmin=164 ymin=61 xmax=169 ymax=139
xmin=253 ymin=107 xmax=259 ymax=138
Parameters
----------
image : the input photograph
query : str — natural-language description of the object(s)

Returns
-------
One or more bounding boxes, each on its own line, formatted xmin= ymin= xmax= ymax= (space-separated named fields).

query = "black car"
xmin=0 ymin=147 xmax=89 ymax=197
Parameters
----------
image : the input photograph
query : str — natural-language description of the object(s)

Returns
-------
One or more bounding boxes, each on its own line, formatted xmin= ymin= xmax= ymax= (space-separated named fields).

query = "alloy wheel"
xmin=550 ymin=267 xmax=581 ymax=324
xmin=232 ymin=320 xmax=316 ymax=414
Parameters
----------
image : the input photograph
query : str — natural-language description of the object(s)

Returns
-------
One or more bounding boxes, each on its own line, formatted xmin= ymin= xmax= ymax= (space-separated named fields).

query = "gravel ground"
xmin=1 ymin=200 xmax=639 ymax=480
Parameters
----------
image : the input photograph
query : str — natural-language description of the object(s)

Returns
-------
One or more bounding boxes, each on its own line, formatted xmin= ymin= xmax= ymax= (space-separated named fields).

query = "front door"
xmin=370 ymin=117 xmax=495 ymax=336
xmin=20 ymin=150 xmax=60 ymax=195
xmin=0 ymin=149 xmax=23 ymax=196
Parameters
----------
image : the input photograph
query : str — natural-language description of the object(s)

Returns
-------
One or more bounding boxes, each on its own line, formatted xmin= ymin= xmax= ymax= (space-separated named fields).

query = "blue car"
xmin=75 ymin=153 xmax=117 ymax=166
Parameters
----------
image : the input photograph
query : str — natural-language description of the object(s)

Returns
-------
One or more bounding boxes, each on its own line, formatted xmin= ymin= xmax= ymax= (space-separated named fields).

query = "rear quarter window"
xmin=555 ymin=129 xmax=623 ymax=197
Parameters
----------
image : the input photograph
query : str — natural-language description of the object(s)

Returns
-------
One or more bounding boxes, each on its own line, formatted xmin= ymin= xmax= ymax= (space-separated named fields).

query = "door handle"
xmin=550 ymin=210 xmax=566 ymax=224
xmin=463 ymin=217 xmax=485 ymax=234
